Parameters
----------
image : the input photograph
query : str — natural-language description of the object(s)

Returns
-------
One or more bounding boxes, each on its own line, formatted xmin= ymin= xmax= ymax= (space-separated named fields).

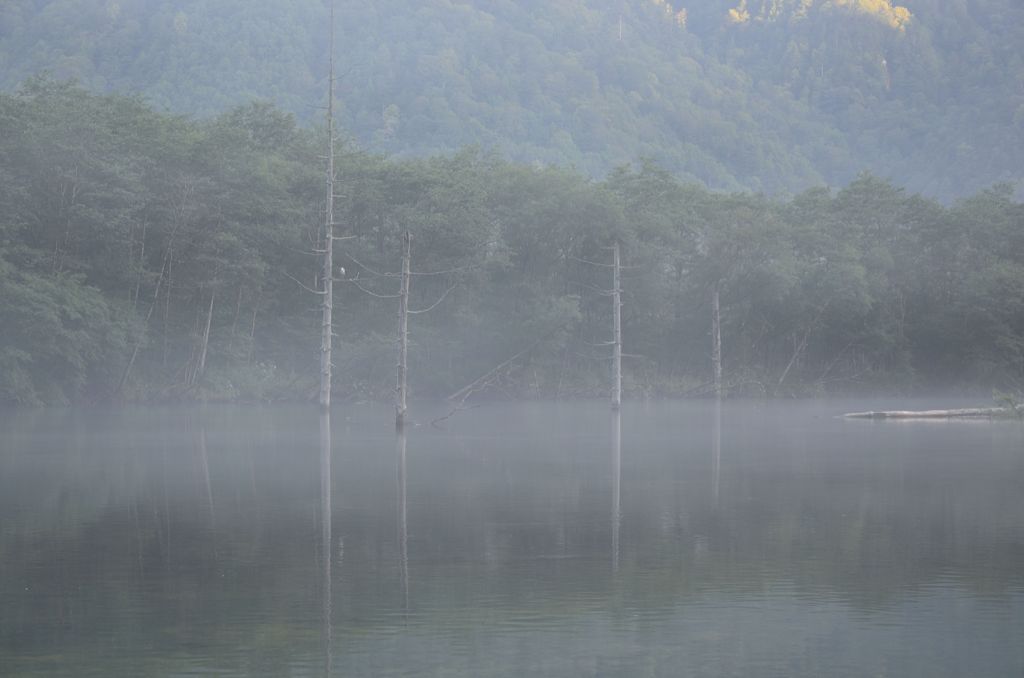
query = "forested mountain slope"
xmin=1 ymin=0 xmax=1021 ymax=199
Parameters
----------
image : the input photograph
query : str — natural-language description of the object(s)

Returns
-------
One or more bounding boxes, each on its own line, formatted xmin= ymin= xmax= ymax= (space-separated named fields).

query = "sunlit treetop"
xmin=720 ymin=0 xmax=910 ymax=29
xmin=833 ymin=0 xmax=911 ymax=31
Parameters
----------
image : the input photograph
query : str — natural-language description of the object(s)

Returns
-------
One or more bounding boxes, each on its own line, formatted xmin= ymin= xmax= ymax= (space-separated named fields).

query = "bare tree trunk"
xmin=228 ymin=284 xmax=243 ymax=354
xmin=320 ymin=0 xmax=336 ymax=411
xmin=118 ymin=249 xmax=169 ymax=395
xmin=712 ymin=285 xmax=722 ymax=399
xmin=132 ymin=221 xmax=147 ymax=312
xmin=774 ymin=326 xmax=811 ymax=396
xmin=194 ymin=287 xmax=215 ymax=386
xmin=248 ymin=306 xmax=257 ymax=367
xmin=396 ymin=231 xmax=411 ymax=430
xmin=54 ymin=175 xmax=80 ymax=274
xmin=163 ymin=248 xmax=172 ymax=368
xmin=612 ymin=240 xmax=622 ymax=410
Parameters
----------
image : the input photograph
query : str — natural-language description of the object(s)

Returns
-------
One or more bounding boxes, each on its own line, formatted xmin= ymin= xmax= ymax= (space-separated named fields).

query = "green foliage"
xmin=0 ymin=83 xmax=1022 ymax=405
xmin=1 ymin=0 xmax=1021 ymax=200
xmin=993 ymin=391 xmax=1023 ymax=419
xmin=0 ymin=257 xmax=134 ymax=405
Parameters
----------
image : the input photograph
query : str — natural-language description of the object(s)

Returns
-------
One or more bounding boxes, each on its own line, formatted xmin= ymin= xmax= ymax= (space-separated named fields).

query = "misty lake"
xmin=2 ymin=400 xmax=1023 ymax=677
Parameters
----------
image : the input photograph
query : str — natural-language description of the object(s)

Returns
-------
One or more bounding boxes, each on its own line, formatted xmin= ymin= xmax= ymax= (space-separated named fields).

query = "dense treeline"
xmin=1 ymin=82 xmax=1022 ymax=406
xmin=1 ymin=0 xmax=1021 ymax=200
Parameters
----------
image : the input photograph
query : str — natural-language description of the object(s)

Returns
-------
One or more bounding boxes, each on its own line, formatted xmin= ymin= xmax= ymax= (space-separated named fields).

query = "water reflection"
xmin=197 ymin=424 xmax=214 ymax=525
xmin=712 ymin=398 xmax=721 ymax=506
xmin=397 ymin=429 xmax=409 ymax=618
xmin=196 ymin=421 xmax=218 ymax=544
xmin=319 ymin=412 xmax=332 ymax=677
xmin=2 ymin=403 xmax=1023 ymax=677
xmin=611 ymin=410 xmax=621 ymax=573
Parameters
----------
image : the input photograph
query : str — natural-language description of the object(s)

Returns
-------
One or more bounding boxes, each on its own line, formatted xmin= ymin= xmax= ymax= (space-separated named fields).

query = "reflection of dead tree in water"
xmin=396 ymin=430 xmax=409 ymax=619
xmin=712 ymin=398 xmax=721 ymax=506
xmin=191 ymin=417 xmax=218 ymax=561
xmin=319 ymin=411 xmax=333 ymax=676
xmin=611 ymin=410 xmax=621 ymax=573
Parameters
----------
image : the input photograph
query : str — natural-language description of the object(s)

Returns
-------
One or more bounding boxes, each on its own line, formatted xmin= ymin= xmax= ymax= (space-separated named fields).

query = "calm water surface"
xmin=2 ymin=400 xmax=1023 ymax=677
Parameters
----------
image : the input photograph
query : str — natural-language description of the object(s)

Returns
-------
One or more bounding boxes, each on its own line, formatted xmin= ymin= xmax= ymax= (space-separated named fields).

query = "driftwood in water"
xmin=844 ymin=408 xmax=1011 ymax=419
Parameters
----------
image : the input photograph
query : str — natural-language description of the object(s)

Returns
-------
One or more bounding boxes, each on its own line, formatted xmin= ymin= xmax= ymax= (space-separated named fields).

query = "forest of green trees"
xmin=1 ymin=0 xmax=1022 ymax=200
xmin=1 ymin=82 xmax=1022 ymax=406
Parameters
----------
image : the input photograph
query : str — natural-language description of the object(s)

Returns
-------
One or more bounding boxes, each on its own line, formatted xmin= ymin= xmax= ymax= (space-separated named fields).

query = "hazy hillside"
xmin=1 ymin=0 xmax=1022 ymax=198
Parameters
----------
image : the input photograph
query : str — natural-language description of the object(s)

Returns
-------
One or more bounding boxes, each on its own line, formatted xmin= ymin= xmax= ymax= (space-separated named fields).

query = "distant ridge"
xmin=0 ymin=0 xmax=1021 ymax=199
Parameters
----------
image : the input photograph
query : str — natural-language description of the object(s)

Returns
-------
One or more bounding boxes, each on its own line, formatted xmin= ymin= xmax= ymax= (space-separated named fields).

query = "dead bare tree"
xmin=396 ymin=232 xmax=411 ymax=428
xmin=192 ymin=286 xmax=215 ymax=387
xmin=279 ymin=1 xmax=349 ymax=407
xmin=612 ymin=241 xmax=622 ymax=410
xmin=346 ymin=230 xmax=456 ymax=429
xmin=574 ymin=241 xmax=625 ymax=409
xmin=319 ymin=0 xmax=337 ymax=411
xmin=711 ymin=283 xmax=721 ymax=399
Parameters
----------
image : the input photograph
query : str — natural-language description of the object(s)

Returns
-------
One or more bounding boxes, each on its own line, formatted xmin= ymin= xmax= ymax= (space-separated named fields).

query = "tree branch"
xmin=283 ymin=271 xmax=326 ymax=295
xmin=408 ymin=282 xmax=456 ymax=314
xmin=569 ymin=254 xmax=643 ymax=270
xmin=342 ymin=251 xmax=400 ymax=278
xmin=570 ymin=254 xmax=615 ymax=268
xmin=346 ymin=278 xmax=401 ymax=298
xmin=409 ymin=262 xmax=479 ymax=277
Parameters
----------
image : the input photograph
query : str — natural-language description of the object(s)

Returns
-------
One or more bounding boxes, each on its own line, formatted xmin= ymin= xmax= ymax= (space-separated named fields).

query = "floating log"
xmin=843 ymin=408 xmax=1011 ymax=419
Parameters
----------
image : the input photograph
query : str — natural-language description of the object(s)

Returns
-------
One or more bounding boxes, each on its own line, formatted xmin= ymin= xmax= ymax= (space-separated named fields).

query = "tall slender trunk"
xmin=248 ymin=306 xmax=257 ymax=366
xmin=163 ymin=248 xmax=172 ymax=368
xmin=319 ymin=0 xmax=336 ymax=410
xmin=396 ymin=231 xmax=411 ymax=430
xmin=775 ymin=325 xmax=811 ymax=396
xmin=612 ymin=240 xmax=622 ymax=410
xmin=712 ymin=285 xmax=722 ymax=399
xmin=132 ymin=221 xmax=147 ymax=311
xmin=118 ymin=250 xmax=168 ymax=395
xmin=228 ymin=284 xmax=243 ymax=354
xmin=194 ymin=287 xmax=215 ymax=385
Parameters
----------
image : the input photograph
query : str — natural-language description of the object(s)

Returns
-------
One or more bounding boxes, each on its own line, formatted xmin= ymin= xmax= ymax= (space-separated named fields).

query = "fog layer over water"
xmin=2 ymin=401 xmax=1023 ymax=676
